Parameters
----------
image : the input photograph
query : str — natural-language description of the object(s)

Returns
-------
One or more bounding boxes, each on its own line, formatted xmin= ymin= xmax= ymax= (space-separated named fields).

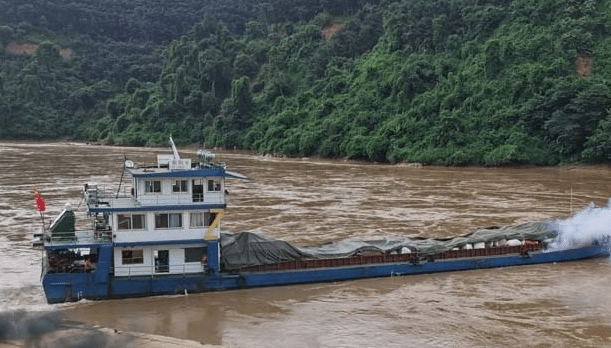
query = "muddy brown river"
xmin=2 ymin=141 xmax=611 ymax=347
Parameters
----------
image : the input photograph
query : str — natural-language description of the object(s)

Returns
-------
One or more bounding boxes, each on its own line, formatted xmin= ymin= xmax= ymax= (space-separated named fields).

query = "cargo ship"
xmin=35 ymin=139 xmax=610 ymax=304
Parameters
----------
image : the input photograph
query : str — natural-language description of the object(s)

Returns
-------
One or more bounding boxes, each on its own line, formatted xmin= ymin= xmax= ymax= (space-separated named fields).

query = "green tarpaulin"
xmin=220 ymin=221 xmax=557 ymax=270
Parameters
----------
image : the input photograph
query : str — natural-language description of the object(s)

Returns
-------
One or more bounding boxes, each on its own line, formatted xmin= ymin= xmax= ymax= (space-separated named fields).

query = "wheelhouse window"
xmin=173 ymin=180 xmax=188 ymax=193
xmin=192 ymin=179 xmax=204 ymax=202
xmin=155 ymin=213 xmax=182 ymax=229
xmin=207 ymin=179 xmax=221 ymax=192
xmin=117 ymin=214 xmax=146 ymax=230
xmin=145 ymin=180 xmax=161 ymax=193
xmin=184 ymin=247 xmax=207 ymax=263
xmin=122 ymin=249 xmax=144 ymax=264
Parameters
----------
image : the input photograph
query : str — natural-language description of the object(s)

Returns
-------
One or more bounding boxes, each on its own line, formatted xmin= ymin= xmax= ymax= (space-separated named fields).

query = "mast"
xmin=169 ymin=136 xmax=180 ymax=160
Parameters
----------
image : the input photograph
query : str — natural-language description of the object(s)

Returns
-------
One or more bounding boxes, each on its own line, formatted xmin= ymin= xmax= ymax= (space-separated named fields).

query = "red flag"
xmin=35 ymin=191 xmax=46 ymax=212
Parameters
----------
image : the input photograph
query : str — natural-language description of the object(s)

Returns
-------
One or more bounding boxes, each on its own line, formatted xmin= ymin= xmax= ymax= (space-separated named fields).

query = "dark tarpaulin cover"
xmin=220 ymin=232 xmax=310 ymax=270
xmin=49 ymin=209 xmax=76 ymax=236
xmin=219 ymin=221 xmax=558 ymax=270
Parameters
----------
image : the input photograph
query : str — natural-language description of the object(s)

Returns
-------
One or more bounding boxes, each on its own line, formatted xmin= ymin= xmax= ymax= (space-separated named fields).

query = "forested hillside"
xmin=2 ymin=0 xmax=611 ymax=165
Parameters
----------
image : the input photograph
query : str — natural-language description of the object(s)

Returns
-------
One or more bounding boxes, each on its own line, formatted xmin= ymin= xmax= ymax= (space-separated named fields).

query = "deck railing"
xmin=86 ymin=183 xmax=226 ymax=207
xmin=113 ymin=263 xmax=206 ymax=278
xmin=86 ymin=185 xmax=132 ymax=202
xmin=142 ymin=194 xmax=225 ymax=205
xmin=44 ymin=229 xmax=112 ymax=246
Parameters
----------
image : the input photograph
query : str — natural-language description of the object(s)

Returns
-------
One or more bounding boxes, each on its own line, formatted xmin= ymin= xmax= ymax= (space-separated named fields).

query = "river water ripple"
xmin=1 ymin=142 xmax=611 ymax=347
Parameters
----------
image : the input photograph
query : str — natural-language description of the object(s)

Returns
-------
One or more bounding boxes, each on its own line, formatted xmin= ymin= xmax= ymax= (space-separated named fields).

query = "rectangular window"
xmin=184 ymin=247 xmax=206 ymax=263
xmin=173 ymin=180 xmax=188 ymax=193
xmin=118 ymin=214 xmax=131 ymax=230
xmin=207 ymin=179 xmax=221 ymax=192
xmin=169 ymin=213 xmax=181 ymax=228
xmin=155 ymin=213 xmax=168 ymax=228
xmin=118 ymin=214 xmax=146 ymax=230
xmin=132 ymin=214 xmax=145 ymax=229
xmin=122 ymin=249 xmax=144 ymax=264
xmin=155 ymin=213 xmax=182 ymax=229
xmin=190 ymin=212 xmax=204 ymax=228
xmin=189 ymin=213 xmax=218 ymax=228
xmin=145 ymin=180 xmax=161 ymax=193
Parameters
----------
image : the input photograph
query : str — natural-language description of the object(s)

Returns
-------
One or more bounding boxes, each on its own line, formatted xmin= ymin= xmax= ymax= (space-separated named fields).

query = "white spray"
xmin=547 ymin=199 xmax=611 ymax=251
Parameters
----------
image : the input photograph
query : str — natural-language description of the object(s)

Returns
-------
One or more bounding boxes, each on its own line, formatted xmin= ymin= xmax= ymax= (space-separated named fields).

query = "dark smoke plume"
xmin=0 ymin=310 xmax=62 ymax=341
xmin=0 ymin=310 xmax=132 ymax=348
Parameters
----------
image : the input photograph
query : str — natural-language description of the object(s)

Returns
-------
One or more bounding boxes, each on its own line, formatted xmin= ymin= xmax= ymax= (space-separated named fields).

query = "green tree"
xmin=0 ymin=26 xmax=14 ymax=48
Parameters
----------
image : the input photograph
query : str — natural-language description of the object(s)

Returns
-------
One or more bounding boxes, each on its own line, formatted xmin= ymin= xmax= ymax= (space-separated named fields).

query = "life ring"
xmin=201 ymin=256 xmax=207 ymax=263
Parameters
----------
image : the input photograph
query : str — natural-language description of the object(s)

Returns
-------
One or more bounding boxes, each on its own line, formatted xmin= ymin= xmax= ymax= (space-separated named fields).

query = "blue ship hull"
xmin=42 ymin=244 xmax=609 ymax=304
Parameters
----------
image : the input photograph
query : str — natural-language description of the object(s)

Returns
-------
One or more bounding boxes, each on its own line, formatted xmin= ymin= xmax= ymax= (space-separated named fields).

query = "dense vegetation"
xmin=2 ymin=0 xmax=611 ymax=165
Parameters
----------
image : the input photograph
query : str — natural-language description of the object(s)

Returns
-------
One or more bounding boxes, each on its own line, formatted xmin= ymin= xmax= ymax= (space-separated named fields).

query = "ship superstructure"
xmin=40 ymin=139 xmax=244 ymax=302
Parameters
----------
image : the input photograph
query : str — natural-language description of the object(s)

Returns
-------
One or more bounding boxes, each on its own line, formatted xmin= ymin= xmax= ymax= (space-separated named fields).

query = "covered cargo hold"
xmin=220 ymin=221 xmax=558 ymax=270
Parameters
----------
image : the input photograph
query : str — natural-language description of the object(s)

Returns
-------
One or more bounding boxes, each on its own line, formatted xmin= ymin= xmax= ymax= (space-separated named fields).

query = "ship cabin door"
xmin=154 ymin=250 xmax=169 ymax=273
xmin=192 ymin=180 xmax=204 ymax=202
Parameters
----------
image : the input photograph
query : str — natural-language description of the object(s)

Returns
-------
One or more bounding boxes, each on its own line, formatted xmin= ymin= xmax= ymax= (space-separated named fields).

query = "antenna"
xmin=117 ymin=155 xmax=126 ymax=198
xmin=169 ymin=135 xmax=180 ymax=160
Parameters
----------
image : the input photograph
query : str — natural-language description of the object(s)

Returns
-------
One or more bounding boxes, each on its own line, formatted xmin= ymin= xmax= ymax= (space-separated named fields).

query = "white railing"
xmin=87 ymin=184 xmax=132 ymax=199
xmin=44 ymin=229 xmax=112 ymax=246
xmin=138 ymin=193 xmax=225 ymax=206
xmin=88 ymin=184 xmax=225 ymax=207
xmin=113 ymin=263 xmax=206 ymax=278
